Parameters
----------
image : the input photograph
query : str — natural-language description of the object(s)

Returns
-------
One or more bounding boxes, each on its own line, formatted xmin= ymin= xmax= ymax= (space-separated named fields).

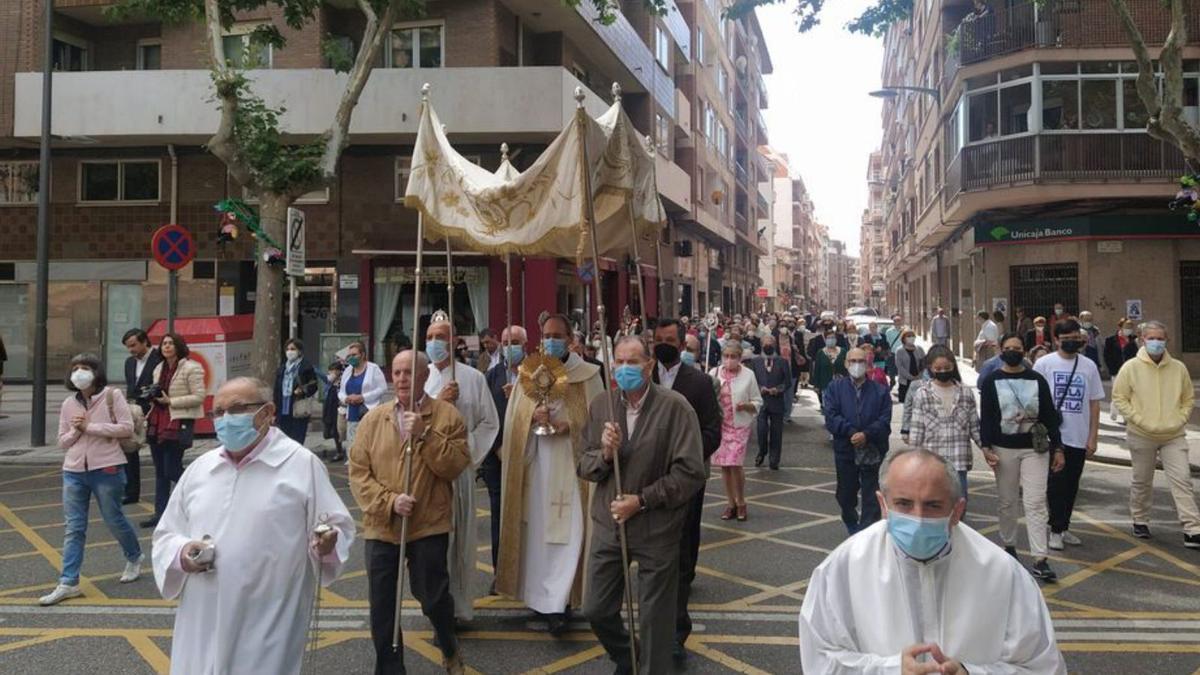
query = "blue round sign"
xmin=151 ymin=224 xmax=196 ymax=271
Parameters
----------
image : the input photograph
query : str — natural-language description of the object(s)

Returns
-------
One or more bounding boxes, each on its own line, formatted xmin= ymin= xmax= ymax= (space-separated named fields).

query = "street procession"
xmin=5 ymin=0 xmax=1200 ymax=673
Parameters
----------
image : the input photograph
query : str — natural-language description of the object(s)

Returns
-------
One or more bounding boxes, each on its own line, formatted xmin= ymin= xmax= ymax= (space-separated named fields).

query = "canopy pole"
xmin=575 ymin=86 xmax=638 ymax=673
xmin=617 ymin=83 xmax=648 ymax=331
xmin=501 ymin=143 xmax=515 ymax=342
xmin=446 ymin=236 xmax=456 ymax=381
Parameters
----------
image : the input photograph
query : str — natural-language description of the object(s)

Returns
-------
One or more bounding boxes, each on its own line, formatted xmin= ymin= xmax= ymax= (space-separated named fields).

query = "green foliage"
xmin=213 ymin=72 xmax=324 ymax=196
xmin=321 ymin=34 xmax=356 ymax=74
xmin=566 ymin=0 xmax=672 ymax=26
xmin=725 ymin=0 xmax=913 ymax=35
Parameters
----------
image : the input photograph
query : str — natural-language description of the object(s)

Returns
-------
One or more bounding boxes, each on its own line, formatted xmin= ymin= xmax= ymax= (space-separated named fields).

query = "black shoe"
xmin=769 ymin=465 xmax=780 ymax=471
xmin=1030 ymin=559 xmax=1058 ymax=583
xmin=1004 ymin=545 xmax=1018 ymax=560
xmin=139 ymin=518 xmax=159 ymax=529
xmin=547 ymin=612 xmax=569 ymax=637
xmin=1185 ymin=533 xmax=1200 ymax=549
xmin=754 ymin=455 xmax=765 ymax=467
xmin=1133 ymin=523 xmax=1152 ymax=539
xmin=122 ymin=496 xmax=138 ymax=505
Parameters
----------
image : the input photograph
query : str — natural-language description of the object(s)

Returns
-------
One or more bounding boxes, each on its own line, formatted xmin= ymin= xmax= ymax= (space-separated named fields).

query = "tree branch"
xmin=204 ymin=0 xmax=257 ymax=191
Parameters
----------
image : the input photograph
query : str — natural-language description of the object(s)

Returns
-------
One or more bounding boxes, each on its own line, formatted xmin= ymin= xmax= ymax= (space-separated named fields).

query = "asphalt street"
xmin=0 ymin=387 xmax=1198 ymax=674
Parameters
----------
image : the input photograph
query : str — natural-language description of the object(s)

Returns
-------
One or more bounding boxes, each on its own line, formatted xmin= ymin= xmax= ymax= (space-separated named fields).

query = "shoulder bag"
xmin=106 ymin=388 xmax=145 ymax=453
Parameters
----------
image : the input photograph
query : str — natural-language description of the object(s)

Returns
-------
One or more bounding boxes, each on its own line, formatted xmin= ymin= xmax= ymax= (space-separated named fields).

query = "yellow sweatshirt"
xmin=1111 ymin=348 xmax=1194 ymax=443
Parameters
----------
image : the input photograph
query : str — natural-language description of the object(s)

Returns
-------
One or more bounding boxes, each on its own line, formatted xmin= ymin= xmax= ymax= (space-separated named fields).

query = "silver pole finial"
xmin=574 ymin=86 xmax=585 ymax=108
xmin=611 ymin=82 xmax=622 ymax=101
xmin=500 ymin=142 xmax=510 ymax=161
xmin=421 ymin=82 xmax=431 ymax=101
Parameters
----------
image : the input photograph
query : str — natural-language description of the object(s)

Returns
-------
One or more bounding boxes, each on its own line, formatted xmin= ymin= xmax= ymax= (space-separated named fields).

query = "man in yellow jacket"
xmin=1111 ymin=320 xmax=1200 ymax=548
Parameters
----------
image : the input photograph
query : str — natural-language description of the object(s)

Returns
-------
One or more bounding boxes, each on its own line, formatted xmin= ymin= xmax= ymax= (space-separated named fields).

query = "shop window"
xmin=1010 ymin=263 xmax=1078 ymax=324
xmin=0 ymin=161 xmax=39 ymax=204
xmin=1181 ymin=262 xmax=1200 ymax=352
xmin=390 ymin=22 xmax=443 ymax=68
xmin=80 ymin=160 xmax=160 ymax=203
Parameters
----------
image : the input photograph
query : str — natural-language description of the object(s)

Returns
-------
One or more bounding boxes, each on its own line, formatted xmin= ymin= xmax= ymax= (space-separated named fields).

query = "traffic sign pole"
xmin=286 ymin=208 xmax=306 ymax=341
xmin=168 ymin=269 xmax=177 ymax=333
xmin=151 ymin=224 xmax=196 ymax=335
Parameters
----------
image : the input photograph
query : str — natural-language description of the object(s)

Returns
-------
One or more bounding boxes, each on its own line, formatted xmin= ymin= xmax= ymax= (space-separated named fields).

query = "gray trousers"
xmin=584 ymin=532 xmax=679 ymax=674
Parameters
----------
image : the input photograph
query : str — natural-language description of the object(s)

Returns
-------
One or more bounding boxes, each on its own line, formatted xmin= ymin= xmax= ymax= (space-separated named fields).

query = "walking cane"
xmin=575 ymin=86 xmax=639 ymax=673
xmin=303 ymin=512 xmax=332 ymax=674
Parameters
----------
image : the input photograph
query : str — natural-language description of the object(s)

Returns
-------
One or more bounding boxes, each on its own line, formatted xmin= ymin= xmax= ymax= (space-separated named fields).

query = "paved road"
xmin=0 ymin=387 xmax=1199 ymax=673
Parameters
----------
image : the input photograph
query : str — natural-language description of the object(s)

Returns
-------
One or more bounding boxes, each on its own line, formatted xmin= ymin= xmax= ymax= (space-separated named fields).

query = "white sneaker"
xmin=1048 ymin=532 xmax=1064 ymax=551
xmin=120 ymin=553 xmax=145 ymax=583
xmin=39 ymin=583 xmax=82 ymax=606
xmin=1061 ymin=531 xmax=1082 ymax=546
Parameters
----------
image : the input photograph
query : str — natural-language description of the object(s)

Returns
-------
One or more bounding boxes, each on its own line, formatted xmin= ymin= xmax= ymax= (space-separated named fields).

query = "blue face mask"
xmin=886 ymin=510 xmax=951 ymax=561
xmin=1145 ymin=338 xmax=1166 ymax=356
xmin=543 ymin=337 xmax=567 ymax=359
xmin=425 ymin=338 xmax=450 ymax=364
xmin=614 ymin=364 xmax=646 ymax=392
xmin=680 ymin=351 xmax=697 ymax=367
xmin=505 ymin=344 xmax=525 ymax=366
xmin=214 ymin=409 xmax=264 ymax=452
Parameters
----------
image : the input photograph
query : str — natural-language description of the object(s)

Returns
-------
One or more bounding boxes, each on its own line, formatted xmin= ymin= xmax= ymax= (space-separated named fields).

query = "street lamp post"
xmin=31 ymin=0 xmax=53 ymax=447
xmin=868 ymin=85 xmax=942 ymax=107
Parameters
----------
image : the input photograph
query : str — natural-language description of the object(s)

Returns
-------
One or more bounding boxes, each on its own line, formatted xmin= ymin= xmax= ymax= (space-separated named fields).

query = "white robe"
xmin=799 ymin=521 xmax=1065 ymax=674
xmin=152 ymin=428 xmax=355 ymax=675
xmin=425 ymin=361 xmax=499 ymax=621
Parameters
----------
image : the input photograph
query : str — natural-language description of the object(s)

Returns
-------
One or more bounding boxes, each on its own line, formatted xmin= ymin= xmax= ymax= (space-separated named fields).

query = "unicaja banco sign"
xmin=976 ymin=215 xmax=1200 ymax=246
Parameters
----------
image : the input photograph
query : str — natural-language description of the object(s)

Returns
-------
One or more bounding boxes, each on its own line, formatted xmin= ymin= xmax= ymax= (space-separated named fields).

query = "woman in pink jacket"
xmin=40 ymin=354 xmax=144 ymax=606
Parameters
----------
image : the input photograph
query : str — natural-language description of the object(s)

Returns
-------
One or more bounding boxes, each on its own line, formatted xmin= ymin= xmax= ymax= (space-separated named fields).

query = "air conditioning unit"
xmin=675 ymin=240 xmax=694 ymax=257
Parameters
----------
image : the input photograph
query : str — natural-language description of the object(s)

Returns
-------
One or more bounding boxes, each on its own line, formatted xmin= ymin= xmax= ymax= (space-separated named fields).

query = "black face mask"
xmin=1001 ymin=350 xmax=1025 ymax=366
xmin=932 ymin=371 xmax=955 ymax=383
xmin=763 ymin=346 xmax=777 ymax=356
xmin=653 ymin=343 xmax=680 ymax=366
xmin=1060 ymin=339 xmax=1084 ymax=354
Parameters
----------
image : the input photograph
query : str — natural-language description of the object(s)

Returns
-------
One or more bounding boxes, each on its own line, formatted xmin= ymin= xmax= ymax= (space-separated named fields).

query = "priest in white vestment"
xmin=496 ymin=314 xmax=604 ymax=634
xmin=424 ymin=319 xmax=499 ymax=622
xmin=153 ymin=377 xmax=354 ymax=675
xmin=800 ymin=447 xmax=1065 ymax=674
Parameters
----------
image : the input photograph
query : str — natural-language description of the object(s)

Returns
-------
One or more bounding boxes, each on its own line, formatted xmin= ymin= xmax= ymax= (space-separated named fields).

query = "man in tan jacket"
xmin=350 ymin=350 xmax=470 ymax=674
xmin=1112 ymin=320 xmax=1200 ymax=548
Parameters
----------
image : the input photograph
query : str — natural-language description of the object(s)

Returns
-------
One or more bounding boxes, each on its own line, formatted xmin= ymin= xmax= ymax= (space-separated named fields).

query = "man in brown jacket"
xmin=579 ymin=336 xmax=706 ymax=675
xmin=350 ymin=350 xmax=470 ymax=674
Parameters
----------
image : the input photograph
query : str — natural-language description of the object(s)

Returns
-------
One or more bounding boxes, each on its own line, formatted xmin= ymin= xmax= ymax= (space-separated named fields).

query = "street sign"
xmin=151 ymin=224 xmax=196 ymax=271
xmin=755 ymin=287 xmax=769 ymax=298
xmin=286 ymin=207 xmax=306 ymax=277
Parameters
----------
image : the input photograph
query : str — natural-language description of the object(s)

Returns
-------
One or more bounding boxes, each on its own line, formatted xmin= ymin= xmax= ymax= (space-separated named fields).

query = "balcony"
xmin=946 ymin=132 xmax=1184 ymax=197
xmin=13 ymin=67 xmax=609 ymax=141
xmin=656 ymin=155 xmax=693 ymax=213
xmin=948 ymin=0 xmax=1199 ymax=72
xmin=676 ymin=89 xmax=692 ymax=137
xmin=735 ymin=160 xmax=749 ymax=187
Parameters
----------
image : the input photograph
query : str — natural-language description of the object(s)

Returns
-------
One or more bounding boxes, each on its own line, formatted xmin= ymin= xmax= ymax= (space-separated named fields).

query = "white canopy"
xmin=403 ymin=90 xmax=666 ymax=261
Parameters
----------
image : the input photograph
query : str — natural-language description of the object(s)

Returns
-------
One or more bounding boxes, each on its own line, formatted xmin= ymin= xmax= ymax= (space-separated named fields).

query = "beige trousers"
xmin=994 ymin=445 xmax=1050 ymax=559
xmin=1128 ymin=431 xmax=1200 ymax=535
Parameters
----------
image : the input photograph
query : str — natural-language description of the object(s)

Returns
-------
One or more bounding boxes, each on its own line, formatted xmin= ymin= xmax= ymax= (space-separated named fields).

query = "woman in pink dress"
xmin=709 ymin=343 xmax=763 ymax=522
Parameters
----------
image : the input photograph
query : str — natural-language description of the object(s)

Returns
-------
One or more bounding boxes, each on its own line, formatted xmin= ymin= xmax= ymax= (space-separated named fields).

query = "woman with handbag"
xmin=709 ymin=343 xmax=763 ymax=522
xmin=40 ymin=354 xmax=144 ymax=606
xmin=979 ymin=332 xmax=1065 ymax=583
xmin=273 ymin=338 xmax=319 ymax=445
xmin=142 ymin=333 xmax=205 ymax=529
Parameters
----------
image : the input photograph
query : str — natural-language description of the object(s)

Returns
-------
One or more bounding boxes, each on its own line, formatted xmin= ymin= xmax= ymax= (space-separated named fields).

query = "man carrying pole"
xmin=349 ymin=349 xmax=470 ymax=674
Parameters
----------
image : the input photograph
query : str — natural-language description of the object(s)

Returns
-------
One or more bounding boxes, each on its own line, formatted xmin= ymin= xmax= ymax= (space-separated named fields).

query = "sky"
xmin=758 ymin=0 xmax=884 ymax=253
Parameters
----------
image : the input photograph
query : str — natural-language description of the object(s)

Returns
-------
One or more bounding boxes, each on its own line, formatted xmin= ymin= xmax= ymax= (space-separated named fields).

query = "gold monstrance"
xmin=519 ymin=353 xmax=569 ymax=436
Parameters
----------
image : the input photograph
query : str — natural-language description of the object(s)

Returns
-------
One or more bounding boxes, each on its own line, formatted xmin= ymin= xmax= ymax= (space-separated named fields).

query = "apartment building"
xmin=875 ymin=0 xmax=1200 ymax=369
xmin=827 ymin=238 xmax=855 ymax=314
xmin=0 ymin=0 xmax=772 ymax=378
xmin=860 ymin=151 xmax=886 ymax=310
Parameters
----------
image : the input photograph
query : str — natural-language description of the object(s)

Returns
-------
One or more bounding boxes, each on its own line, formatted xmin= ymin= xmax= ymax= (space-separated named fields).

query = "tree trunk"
xmin=253 ymin=194 xmax=290 ymax=384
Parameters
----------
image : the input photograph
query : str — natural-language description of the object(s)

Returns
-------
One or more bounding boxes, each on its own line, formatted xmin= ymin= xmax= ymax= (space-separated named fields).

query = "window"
xmin=695 ymin=27 xmax=706 ymax=66
xmin=718 ymin=68 xmax=728 ymax=101
xmin=999 ymin=83 xmax=1031 ymax=135
xmin=703 ymin=101 xmax=716 ymax=141
xmin=396 ymin=156 xmax=413 ymax=199
xmin=1081 ymin=80 xmax=1117 ymax=129
xmin=222 ymin=25 xmax=271 ymax=69
xmin=136 ymin=40 xmax=161 ymax=70
xmin=52 ymin=35 xmax=88 ymax=72
xmin=655 ymin=113 xmax=670 ymax=157
xmin=390 ymin=22 xmax=443 ymax=68
xmin=716 ymin=123 xmax=728 ymax=158
xmin=655 ymin=25 xmax=670 ymax=70
xmin=968 ymin=91 xmax=998 ymax=141
xmin=0 ymin=161 xmax=38 ymax=205
xmin=79 ymin=160 xmax=160 ymax=203
xmin=1042 ymin=80 xmax=1079 ymax=130
xmin=1122 ymin=79 xmax=1150 ymax=129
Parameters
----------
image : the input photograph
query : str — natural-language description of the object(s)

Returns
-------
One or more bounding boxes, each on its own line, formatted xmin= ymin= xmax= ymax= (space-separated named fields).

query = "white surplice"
xmin=426 ymin=361 xmax=499 ymax=620
xmin=152 ymin=428 xmax=355 ymax=675
xmin=799 ymin=521 xmax=1066 ymax=674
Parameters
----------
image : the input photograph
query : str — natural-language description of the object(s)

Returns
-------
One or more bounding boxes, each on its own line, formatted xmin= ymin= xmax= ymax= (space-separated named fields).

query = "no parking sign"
xmin=151 ymin=224 xmax=196 ymax=271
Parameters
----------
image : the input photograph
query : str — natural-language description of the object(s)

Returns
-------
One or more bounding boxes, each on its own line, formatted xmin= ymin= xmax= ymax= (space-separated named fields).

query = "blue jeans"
xmin=61 ymin=468 xmax=142 ymax=586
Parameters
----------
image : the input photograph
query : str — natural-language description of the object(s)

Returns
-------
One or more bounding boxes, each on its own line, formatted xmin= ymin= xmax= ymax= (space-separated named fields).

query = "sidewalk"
xmin=0 ymin=384 xmax=341 ymax=465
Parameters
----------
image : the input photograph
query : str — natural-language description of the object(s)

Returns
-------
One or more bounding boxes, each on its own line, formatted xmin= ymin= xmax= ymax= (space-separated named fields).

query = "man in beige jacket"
xmin=1111 ymin=320 xmax=1200 ymax=548
xmin=349 ymin=350 xmax=471 ymax=673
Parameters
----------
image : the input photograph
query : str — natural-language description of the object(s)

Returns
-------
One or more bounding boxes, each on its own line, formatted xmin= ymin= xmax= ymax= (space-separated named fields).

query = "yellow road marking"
xmin=0 ymin=503 xmax=106 ymax=599
xmin=0 ymin=469 xmax=61 ymax=489
xmin=126 ymin=633 xmax=170 ymax=674
xmin=520 ymin=644 xmax=607 ymax=673
xmin=734 ymin=578 xmax=810 ymax=607
xmin=0 ymin=632 xmax=68 ymax=654
xmin=1110 ymin=564 xmax=1200 ymax=587
xmin=687 ymin=639 xmax=773 ymax=675
xmin=1058 ymin=642 xmax=1200 ymax=653
xmin=0 ymin=533 xmax=153 ymax=562
xmin=694 ymin=565 xmax=806 ymax=601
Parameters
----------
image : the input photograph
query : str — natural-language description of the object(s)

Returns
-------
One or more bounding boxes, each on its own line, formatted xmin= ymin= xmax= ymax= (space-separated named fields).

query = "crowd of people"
xmin=24 ymin=301 xmax=1200 ymax=673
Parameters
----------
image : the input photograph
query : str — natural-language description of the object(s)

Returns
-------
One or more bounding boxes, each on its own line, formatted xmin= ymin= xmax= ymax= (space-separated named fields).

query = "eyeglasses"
xmin=207 ymin=402 xmax=267 ymax=419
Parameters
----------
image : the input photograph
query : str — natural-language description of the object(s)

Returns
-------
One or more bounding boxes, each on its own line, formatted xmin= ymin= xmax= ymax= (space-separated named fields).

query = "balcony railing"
xmin=947 ymin=132 xmax=1183 ymax=199
xmin=735 ymin=160 xmax=749 ymax=186
xmin=948 ymin=0 xmax=1198 ymax=71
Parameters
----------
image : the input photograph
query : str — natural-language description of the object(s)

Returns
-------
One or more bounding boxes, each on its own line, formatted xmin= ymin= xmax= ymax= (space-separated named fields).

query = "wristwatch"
xmin=637 ymin=494 xmax=648 ymax=512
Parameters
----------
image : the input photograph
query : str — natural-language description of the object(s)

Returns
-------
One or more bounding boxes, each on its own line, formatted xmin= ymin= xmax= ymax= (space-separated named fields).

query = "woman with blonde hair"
xmin=709 ymin=342 xmax=763 ymax=522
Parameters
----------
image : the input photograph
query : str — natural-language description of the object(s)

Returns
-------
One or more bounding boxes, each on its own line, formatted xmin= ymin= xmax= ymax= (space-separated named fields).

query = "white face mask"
xmin=285 ymin=349 xmax=300 ymax=362
xmin=70 ymin=369 xmax=95 ymax=391
xmin=847 ymin=363 xmax=868 ymax=380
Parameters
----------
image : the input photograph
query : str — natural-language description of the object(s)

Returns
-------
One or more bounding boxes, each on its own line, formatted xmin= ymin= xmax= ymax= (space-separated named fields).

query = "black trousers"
xmin=276 ymin=413 xmax=309 ymax=445
xmin=584 ymin=533 xmax=679 ymax=675
xmin=149 ymin=440 xmax=185 ymax=519
xmin=479 ymin=451 xmax=502 ymax=570
xmin=755 ymin=410 xmax=785 ymax=468
xmin=897 ymin=381 xmax=911 ymax=403
xmin=675 ymin=481 xmax=705 ymax=647
xmin=122 ymin=451 xmax=140 ymax=502
xmin=1049 ymin=445 xmax=1087 ymax=534
xmin=365 ymin=536 xmax=458 ymax=675
xmin=834 ymin=455 xmax=881 ymax=535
